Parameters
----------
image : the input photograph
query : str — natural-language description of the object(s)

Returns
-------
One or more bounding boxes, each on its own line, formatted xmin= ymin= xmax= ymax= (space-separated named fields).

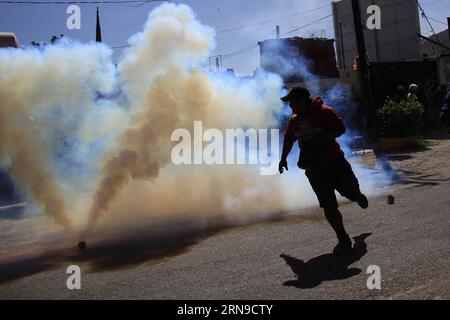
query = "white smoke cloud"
xmin=86 ymin=3 xmax=313 ymax=230
xmin=0 ymin=3 xmax=392 ymax=237
xmin=0 ymin=40 xmax=119 ymax=227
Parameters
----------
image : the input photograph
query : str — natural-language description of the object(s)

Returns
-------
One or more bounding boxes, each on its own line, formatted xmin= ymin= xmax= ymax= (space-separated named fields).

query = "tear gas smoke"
xmin=260 ymin=40 xmax=317 ymax=88
xmin=86 ymin=4 xmax=293 ymax=230
xmin=0 ymin=3 xmax=393 ymax=234
xmin=0 ymin=43 xmax=117 ymax=227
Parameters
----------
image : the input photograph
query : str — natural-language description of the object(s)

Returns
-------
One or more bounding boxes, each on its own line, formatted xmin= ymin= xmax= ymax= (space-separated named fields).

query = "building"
xmin=258 ymin=36 xmax=340 ymax=89
xmin=332 ymin=0 xmax=449 ymax=108
xmin=421 ymin=28 xmax=450 ymax=58
xmin=332 ymin=0 xmax=421 ymax=70
xmin=0 ymin=32 xmax=19 ymax=48
xmin=421 ymin=27 xmax=450 ymax=84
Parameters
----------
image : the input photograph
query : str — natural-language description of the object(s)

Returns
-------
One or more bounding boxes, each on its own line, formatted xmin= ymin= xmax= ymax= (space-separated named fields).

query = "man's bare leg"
xmin=323 ymin=205 xmax=352 ymax=255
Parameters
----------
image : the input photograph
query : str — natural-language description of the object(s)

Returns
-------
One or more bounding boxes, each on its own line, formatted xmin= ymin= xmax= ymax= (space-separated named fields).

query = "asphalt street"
xmin=0 ymin=135 xmax=449 ymax=299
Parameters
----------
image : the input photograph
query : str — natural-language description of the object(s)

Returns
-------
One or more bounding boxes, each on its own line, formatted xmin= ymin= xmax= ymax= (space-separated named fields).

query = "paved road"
xmin=0 ymin=136 xmax=449 ymax=299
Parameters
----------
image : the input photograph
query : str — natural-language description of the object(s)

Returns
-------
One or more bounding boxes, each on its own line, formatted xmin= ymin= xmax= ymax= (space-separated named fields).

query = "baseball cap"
xmin=280 ymin=86 xmax=311 ymax=102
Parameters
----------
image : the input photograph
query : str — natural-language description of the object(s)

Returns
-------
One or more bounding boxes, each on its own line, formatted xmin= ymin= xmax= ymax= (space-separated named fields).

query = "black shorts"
xmin=305 ymin=157 xmax=361 ymax=209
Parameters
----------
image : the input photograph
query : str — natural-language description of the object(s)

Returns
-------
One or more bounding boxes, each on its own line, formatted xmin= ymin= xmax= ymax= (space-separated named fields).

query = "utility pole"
xmin=448 ymin=17 xmax=450 ymax=42
xmin=215 ymin=56 xmax=220 ymax=72
xmin=351 ymin=0 xmax=377 ymax=146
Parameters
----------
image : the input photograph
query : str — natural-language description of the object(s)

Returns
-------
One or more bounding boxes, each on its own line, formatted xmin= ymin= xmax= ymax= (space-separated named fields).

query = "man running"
xmin=279 ymin=86 xmax=368 ymax=255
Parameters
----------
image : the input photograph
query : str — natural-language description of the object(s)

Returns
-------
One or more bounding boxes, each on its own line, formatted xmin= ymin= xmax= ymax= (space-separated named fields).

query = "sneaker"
xmin=333 ymin=235 xmax=352 ymax=255
xmin=357 ymin=193 xmax=369 ymax=209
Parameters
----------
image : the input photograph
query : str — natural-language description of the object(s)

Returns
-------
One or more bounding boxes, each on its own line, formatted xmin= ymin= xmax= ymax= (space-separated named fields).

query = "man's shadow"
xmin=280 ymin=233 xmax=371 ymax=289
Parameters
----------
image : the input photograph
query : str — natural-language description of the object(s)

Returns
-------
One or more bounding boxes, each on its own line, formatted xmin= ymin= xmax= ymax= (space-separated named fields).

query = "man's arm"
xmin=279 ymin=137 xmax=294 ymax=174
xmin=279 ymin=118 xmax=296 ymax=174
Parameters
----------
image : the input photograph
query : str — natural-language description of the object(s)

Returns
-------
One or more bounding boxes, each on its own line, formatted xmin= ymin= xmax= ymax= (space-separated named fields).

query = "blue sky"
xmin=0 ymin=0 xmax=448 ymax=75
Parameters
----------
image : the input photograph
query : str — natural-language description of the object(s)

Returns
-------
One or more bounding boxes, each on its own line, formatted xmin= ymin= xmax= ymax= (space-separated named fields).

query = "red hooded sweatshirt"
xmin=284 ymin=96 xmax=345 ymax=170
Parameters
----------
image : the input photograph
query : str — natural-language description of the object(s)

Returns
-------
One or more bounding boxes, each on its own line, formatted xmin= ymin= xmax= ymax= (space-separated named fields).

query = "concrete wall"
xmin=421 ymin=28 xmax=450 ymax=58
xmin=332 ymin=0 xmax=421 ymax=69
xmin=258 ymin=37 xmax=340 ymax=82
xmin=438 ymin=56 xmax=450 ymax=84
